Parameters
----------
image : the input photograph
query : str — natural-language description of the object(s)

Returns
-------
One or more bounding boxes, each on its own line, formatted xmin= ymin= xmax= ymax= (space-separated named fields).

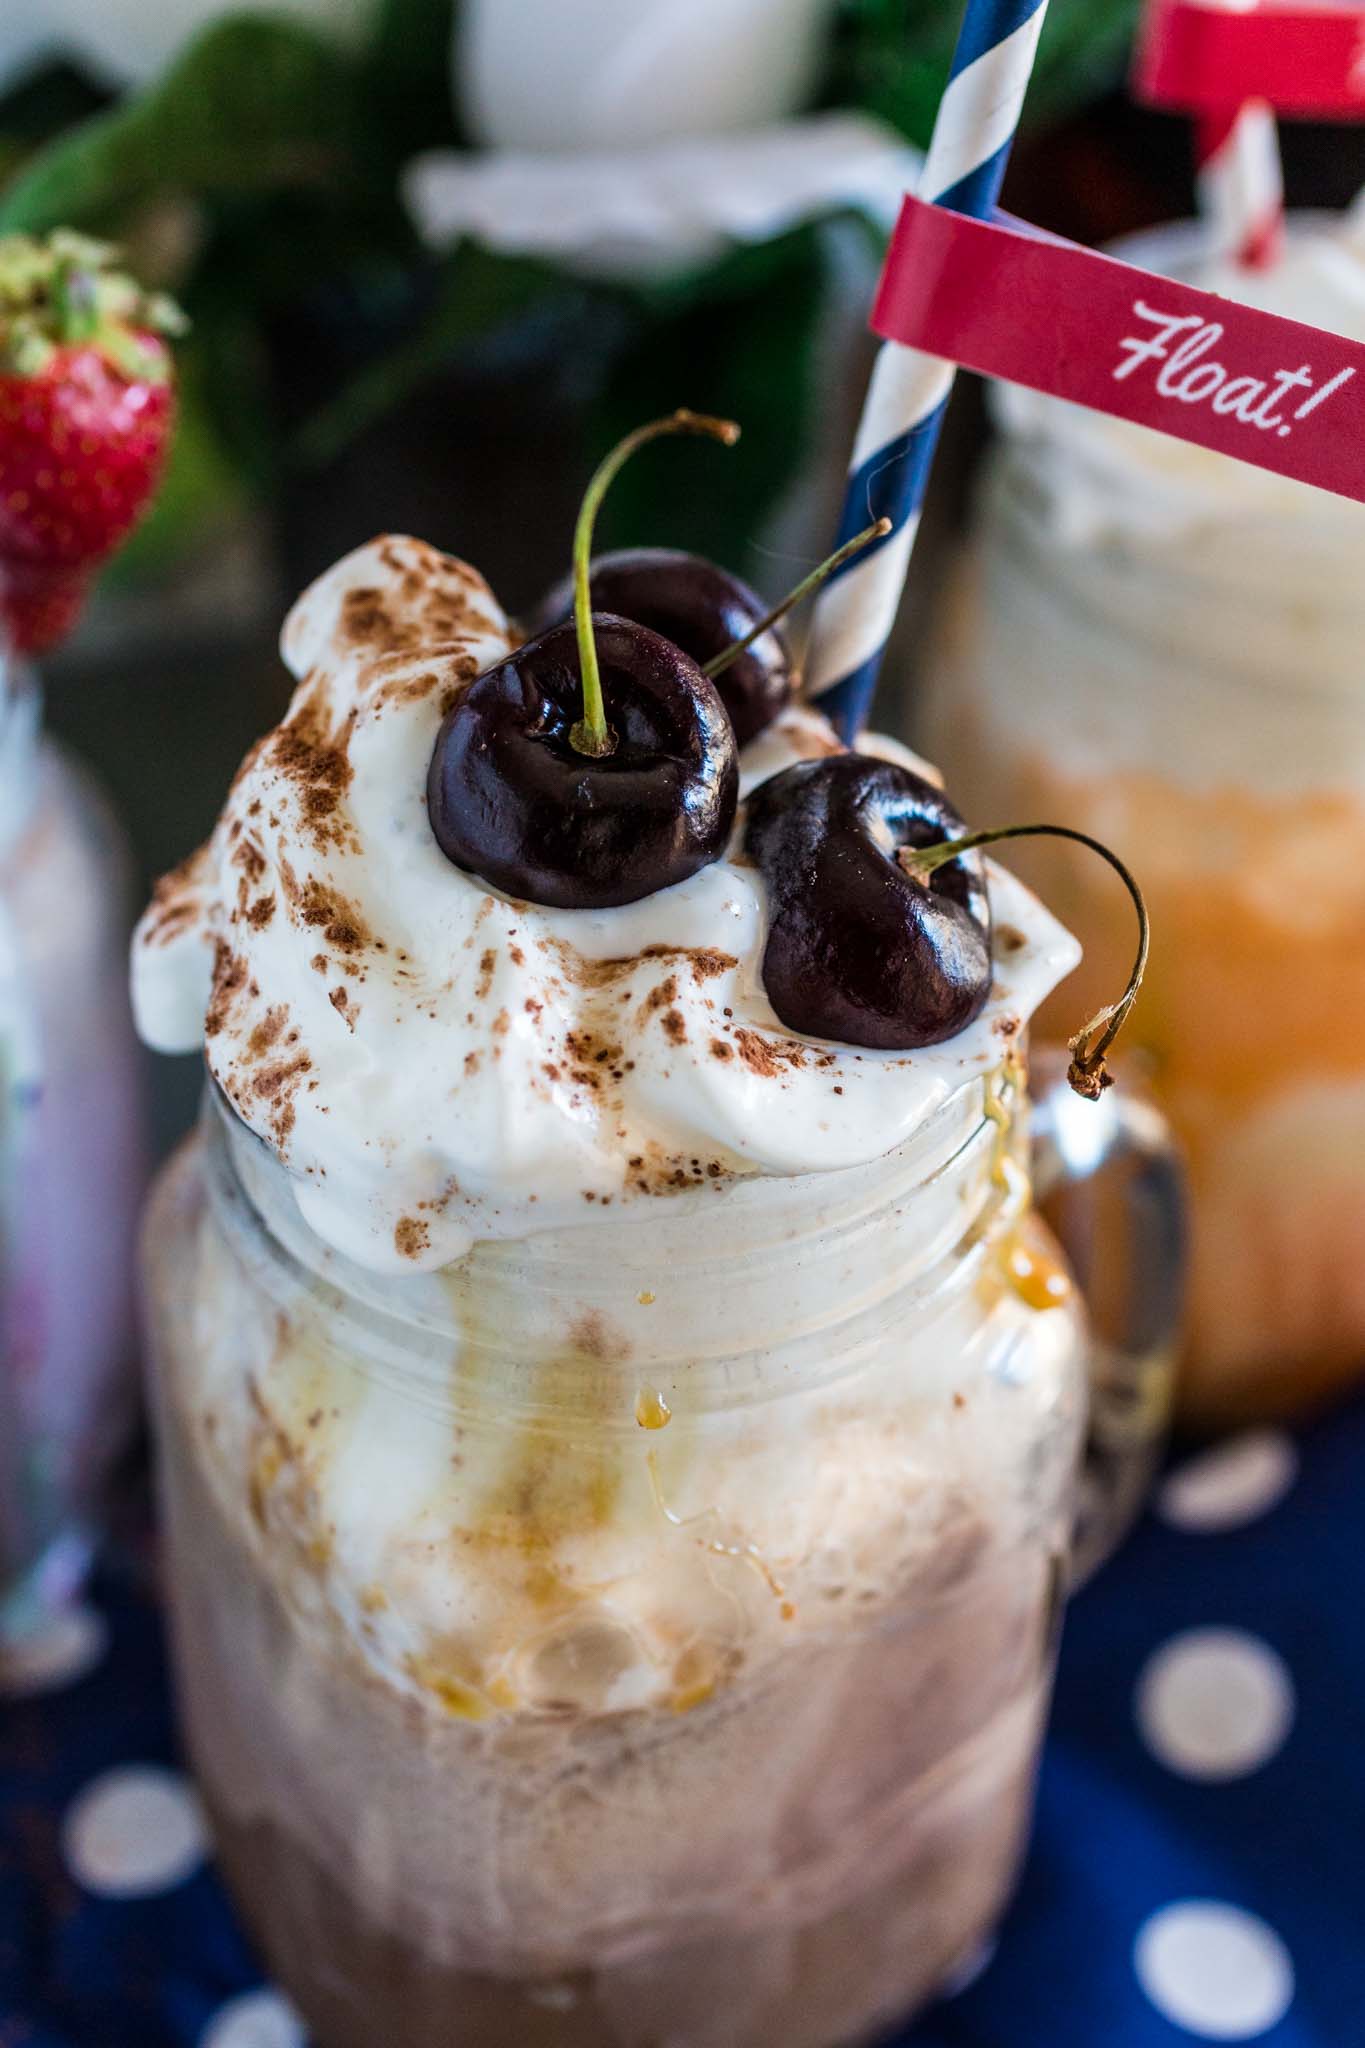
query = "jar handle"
xmin=1028 ymin=1047 xmax=1187 ymax=1583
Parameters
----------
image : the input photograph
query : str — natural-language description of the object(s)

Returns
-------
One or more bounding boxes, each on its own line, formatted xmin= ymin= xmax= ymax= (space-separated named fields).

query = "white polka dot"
xmin=1159 ymin=1431 xmax=1298 ymax=1533
xmin=1135 ymin=1901 xmax=1293 ymax=2039
xmin=1137 ymin=1629 xmax=1294 ymax=1781
xmin=63 ymin=1765 xmax=207 ymax=1898
xmin=0 ymin=1604 xmax=108 ymax=1698
xmin=201 ymin=1989 xmax=306 ymax=2048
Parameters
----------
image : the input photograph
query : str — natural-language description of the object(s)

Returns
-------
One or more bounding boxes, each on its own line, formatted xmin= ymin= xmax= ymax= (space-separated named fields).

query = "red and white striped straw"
xmin=1195 ymin=96 xmax=1285 ymax=270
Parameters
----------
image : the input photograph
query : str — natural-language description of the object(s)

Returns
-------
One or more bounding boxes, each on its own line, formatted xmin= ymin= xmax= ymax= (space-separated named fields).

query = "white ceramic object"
xmin=456 ymin=0 xmax=838 ymax=153
xmin=408 ymin=111 xmax=918 ymax=280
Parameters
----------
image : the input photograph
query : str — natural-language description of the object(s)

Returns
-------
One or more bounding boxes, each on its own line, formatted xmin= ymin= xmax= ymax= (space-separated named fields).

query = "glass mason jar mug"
xmin=144 ymin=1056 xmax=1171 ymax=2048
xmin=919 ymin=217 xmax=1365 ymax=1425
xmin=0 ymin=658 xmax=144 ymax=1641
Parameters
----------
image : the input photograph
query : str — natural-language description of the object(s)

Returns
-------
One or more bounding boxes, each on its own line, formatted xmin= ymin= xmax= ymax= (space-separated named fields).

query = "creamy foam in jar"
xmin=136 ymin=532 xmax=1090 ymax=2047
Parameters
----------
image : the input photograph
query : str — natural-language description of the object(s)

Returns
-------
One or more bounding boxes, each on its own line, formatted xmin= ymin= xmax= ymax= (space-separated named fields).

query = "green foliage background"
xmin=0 ymin=0 xmax=1140 ymax=582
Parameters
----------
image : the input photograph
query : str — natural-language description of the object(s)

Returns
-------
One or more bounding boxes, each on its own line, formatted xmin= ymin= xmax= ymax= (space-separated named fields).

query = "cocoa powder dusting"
xmin=624 ymin=1146 xmax=733 ymax=1196
xmin=688 ymin=948 xmax=735 ymax=981
xmin=248 ymin=1050 xmax=313 ymax=1147
xmin=292 ymin=877 xmax=372 ymax=953
xmin=142 ymin=846 xmax=208 ymax=946
xmin=546 ymin=939 xmax=738 ymax=991
xmin=641 ymin=975 xmax=679 ymax=1018
xmin=733 ymin=1028 xmax=806 ymax=1079
xmin=267 ymin=691 xmax=357 ymax=853
xmin=231 ymin=835 xmax=267 ymax=885
xmin=252 ymin=1053 xmax=310 ymax=1102
xmin=343 ymin=543 xmax=498 ymax=656
xmin=143 ymin=897 xmax=197 ymax=945
xmin=205 ymin=942 xmax=248 ymax=1037
xmin=394 ymin=1216 xmax=430 ymax=1260
xmin=341 ymin=588 xmax=394 ymax=648
xmin=245 ymin=1005 xmax=289 ymax=1061
xmin=385 ymin=648 xmax=483 ymax=717
xmin=563 ymin=1030 xmax=624 ymax=1091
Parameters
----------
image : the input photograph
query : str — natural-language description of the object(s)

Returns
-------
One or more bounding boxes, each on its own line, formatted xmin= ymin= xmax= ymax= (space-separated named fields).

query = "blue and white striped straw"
xmin=805 ymin=0 xmax=1051 ymax=740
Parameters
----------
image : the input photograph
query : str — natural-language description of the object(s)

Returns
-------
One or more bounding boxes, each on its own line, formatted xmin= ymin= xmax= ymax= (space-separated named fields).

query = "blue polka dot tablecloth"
xmin=3 ymin=1404 xmax=1362 ymax=2048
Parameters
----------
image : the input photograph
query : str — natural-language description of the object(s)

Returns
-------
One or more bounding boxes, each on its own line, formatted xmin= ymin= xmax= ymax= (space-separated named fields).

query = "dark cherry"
xmin=427 ymin=614 xmax=738 ymax=910
xmin=744 ymin=755 xmax=992 ymax=1050
xmin=532 ymin=548 xmax=792 ymax=748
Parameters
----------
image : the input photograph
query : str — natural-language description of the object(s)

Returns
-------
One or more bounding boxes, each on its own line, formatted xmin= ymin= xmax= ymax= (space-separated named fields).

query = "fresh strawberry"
xmin=0 ymin=231 xmax=184 ymax=655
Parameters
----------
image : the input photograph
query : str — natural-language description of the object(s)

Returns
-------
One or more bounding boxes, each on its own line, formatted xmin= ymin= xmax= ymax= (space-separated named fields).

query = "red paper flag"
xmin=873 ymin=197 xmax=1365 ymax=501
xmin=1135 ymin=0 xmax=1365 ymax=120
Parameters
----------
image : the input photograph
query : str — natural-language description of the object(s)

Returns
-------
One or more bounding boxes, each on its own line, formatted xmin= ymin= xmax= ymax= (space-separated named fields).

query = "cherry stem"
xmin=569 ymin=408 xmax=741 ymax=758
xmin=701 ymin=517 xmax=892 ymax=682
xmin=904 ymin=824 xmax=1149 ymax=1102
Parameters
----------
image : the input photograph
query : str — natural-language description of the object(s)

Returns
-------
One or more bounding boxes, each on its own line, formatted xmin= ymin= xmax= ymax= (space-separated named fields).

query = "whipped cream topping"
xmin=133 ymin=534 xmax=1078 ymax=1274
xmin=998 ymin=210 xmax=1365 ymax=545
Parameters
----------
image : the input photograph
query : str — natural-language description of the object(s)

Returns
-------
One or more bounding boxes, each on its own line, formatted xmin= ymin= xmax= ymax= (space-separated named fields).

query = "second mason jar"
xmin=144 ymin=1068 xmax=1084 ymax=2048
xmin=919 ymin=215 xmax=1365 ymax=1427
xmin=0 ymin=658 xmax=144 ymax=1638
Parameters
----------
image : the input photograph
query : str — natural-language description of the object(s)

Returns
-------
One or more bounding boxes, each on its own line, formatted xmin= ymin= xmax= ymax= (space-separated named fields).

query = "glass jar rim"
xmin=200 ymin=1068 xmax=1020 ymax=1419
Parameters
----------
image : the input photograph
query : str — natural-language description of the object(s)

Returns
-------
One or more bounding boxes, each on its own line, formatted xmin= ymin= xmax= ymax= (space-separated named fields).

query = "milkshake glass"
xmin=0 ymin=654 xmax=143 ymax=1637
xmin=135 ymin=536 xmax=1168 ymax=2044
xmin=919 ymin=212 xmax=1365 ymax=1426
